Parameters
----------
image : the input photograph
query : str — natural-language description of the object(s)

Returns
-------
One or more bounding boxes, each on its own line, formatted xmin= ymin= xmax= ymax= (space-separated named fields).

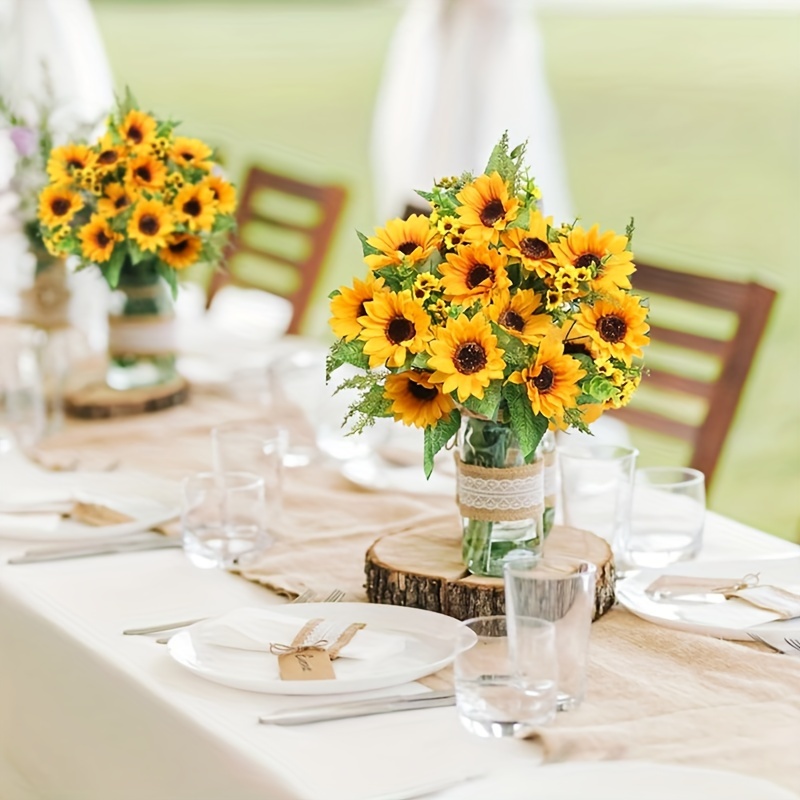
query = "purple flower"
xmin=9 ymin=126 xmax=37 ymax=157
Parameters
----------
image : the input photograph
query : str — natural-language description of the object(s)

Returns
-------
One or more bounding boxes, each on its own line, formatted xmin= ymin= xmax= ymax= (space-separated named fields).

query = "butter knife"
xmin=7 ymin=538 xmax=182 ymax=564
xmin=258 ymin=690 xmax=456 ymax=725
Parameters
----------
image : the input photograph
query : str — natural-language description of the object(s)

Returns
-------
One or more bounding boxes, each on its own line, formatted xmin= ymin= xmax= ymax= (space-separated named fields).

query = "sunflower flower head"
xmin=359 ymin=290 xmax=431 ymax=369
xmin=329 ymin=272 xmax=386 ymax=342
xmin=364 ymin=215 xmax=441 ymax=271
xmin=573 ymin=291 xmax=650 ymax=366
xmin=384 ymin=371 xmax=455 ymax=428
xmin=455 ymin=172 xmax=519 ymax=245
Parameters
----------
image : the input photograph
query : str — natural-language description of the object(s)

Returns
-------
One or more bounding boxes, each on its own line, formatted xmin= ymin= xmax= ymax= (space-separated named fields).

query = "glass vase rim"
xmin=634 ymin=466 xmax=705 ymax=488
xmin=502 ymin=554 xmax=598 ymax=579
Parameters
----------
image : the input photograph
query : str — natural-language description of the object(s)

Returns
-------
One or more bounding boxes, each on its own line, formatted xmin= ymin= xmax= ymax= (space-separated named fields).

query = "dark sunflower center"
xmin=169 ymin=239 xmax=190 ymax=254
xmin=98 ymin=150 xmax=118 ymax=165
xmin=114 ymin=195 xmax=129 ymax=209
xmin=574 ymin=253 xmax=601 ymax=270
xmin=127 ymin=125 xmax=143 ymax=144
xmin=357 ymin=302 xmax=367 ymax=318
xmin=499 ymin=309 xmax=525 ymax=332
xmin=520 ymin=237 xmax=552 ymax=260
xmin=183 ymin=198 xmax=201 ymax=217
xmin=51 ymin=198 xmax=70 ymax=216
xmin=95 ymin=230 xmax=111 ymax=247
xmin=563 ymin=341 xmax=591 ymax=358
xmin=387 ymin=317 xmax=414 ymax=345
xmin=453 ymin=342 xmax=487 ymax=375
xmin=532 ymin=365 xmax=555 ymax=392
xmin=480 ymin=199 xmax=505 ymax=227
xmin=408 ymin=380 xmax=438 ymax=402
xmin=138 ymin=214 xmax=160 ymax=236
xmin=67 ymin=158 xmax=84 ymax=170
xmin=597 ymin=315 xmax=627 ymax=343
xmin=135 ymin=165 xmax=152 ymax=182
xmin=466 ymin=264 xmax=492 ymax=289
xmin=180 ymin=151 xmax=194 ymax=162
xmin=397 ymin=241 xmax=418 ymax=256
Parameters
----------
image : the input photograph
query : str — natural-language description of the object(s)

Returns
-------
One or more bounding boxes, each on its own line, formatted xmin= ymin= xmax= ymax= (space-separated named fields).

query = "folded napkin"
xmin=198 ymin=607 xmax=406 ymax=662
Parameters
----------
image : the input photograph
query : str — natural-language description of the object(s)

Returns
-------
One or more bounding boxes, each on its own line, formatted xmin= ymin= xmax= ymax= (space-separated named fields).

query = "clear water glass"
xmin=454 ymin=615 xmax=558 ymax=738
xmin=0 ymin=326 xmax=46 ymax=452
xmin=623 ymin=466 xmax=706 ymax=569
xmin=558 ymin=443 xmax=638 ymax=555
xmin=504 ymin=556 xmax=596 ymax=711
xmin=181 ymin=471 xmax=270 ymax=569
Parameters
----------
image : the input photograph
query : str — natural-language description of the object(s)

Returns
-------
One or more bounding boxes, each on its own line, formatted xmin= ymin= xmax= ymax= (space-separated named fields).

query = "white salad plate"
xmin=168 ymin=602 xmax=462 ymax=695
xmin=616 ymin=556 xmax=800 ymax=640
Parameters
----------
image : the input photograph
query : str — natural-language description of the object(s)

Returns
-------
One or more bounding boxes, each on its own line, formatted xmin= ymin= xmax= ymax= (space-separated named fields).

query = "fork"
xmin=124 ymin=588 xmax=317 ymax=636
xmin=785 ymin=637 xmax=800 ymax=653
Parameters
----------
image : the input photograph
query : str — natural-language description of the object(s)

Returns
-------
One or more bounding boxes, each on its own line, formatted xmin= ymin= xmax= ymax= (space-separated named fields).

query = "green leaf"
xmin=491 ymin=324 xmax=530 ymax=371
xmin=583 ymin=376 xmax=618 ymax=403
xmin=156 ymin=261 xmax=178 ymax=299
xmin=357 ymin=230 xmax=381 ymax=258
xmin=503 ymin=382 xmax=548 ymax=460
xmin=126 ymin=240 xmax=148 ymax=265
xmin=415 ymin=189 xmax=434 ymax=202
xmin=104 ymin=246 xmax=127 ymax=289
xmin=508 ymin=206 xmax=530 ymax=231
xmin=423 ymin=410 xmax=461 ymax=478
xmin=625 ymin=217 xmax=635 ymax=248
xmin=374 ymin=264 xmax=415 ymax=293
xmin=410 ymin=352 xmax=430 ymax=369
xmin=326 ymin=338 xmax=369 ymax=379
xmin=461 ymin=381 xmax=502 ymax=421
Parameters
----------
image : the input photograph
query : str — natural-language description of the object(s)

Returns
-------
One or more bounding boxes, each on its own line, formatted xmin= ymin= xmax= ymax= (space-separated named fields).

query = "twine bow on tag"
xmin=268 ymin=639 xmax=329 ymax=656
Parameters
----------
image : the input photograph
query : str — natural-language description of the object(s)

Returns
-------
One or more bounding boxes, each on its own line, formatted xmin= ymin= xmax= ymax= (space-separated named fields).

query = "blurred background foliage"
xmin=90 ymin=0 xmax=799 ymax=540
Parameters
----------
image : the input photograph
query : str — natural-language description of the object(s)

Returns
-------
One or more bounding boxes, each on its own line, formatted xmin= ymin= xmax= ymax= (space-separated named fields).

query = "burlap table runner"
xmin=40 ymin=389 xmax=800 ymax=794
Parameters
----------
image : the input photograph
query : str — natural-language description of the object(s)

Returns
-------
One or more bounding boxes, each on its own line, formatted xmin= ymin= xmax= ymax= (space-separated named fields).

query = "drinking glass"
xmin=622 ymin=466 xmax=706 ymax=569
xmin=454 ymin=615 xmax=558 ymax=738
xmin=211 ymin=421 xmax=287 ymax=535
xmin=0 ymin=326 xmax=46 ymax=452
xmin=504 ymin=556 xmax=596 ymax=711
xmin=181 ymin=471 xmax=270 ymax=569
xmin=558 ymin=444 xmax=638 ymax=555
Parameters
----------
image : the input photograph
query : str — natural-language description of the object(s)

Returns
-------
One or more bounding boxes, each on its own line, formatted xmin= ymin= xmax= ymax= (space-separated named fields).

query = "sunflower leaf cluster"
xmin=328 ymin=136 xmax=650 ymax=477
xmin=36 ymin=91 xmax=237 ymax=293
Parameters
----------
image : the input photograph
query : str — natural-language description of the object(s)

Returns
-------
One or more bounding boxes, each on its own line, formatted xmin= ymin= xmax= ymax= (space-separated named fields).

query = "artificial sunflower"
xmin=78 ymin=214 xmax=119 ymax=263
xmin=550 ymin=224 xmax=635 ymax=294
xmin=571 ymin=291 xmax=650 ymax=366
xmin=126 ymin=153 xmax=167 ymax=192
xmin=172 ymin=184 xmax=216 ymax=232
xmin=508 ymin=336 xmax=585 ymax=420
xmin=384 ymin=371 xmax=455 ymax=428
xmin=203 ymin=175 xmax=237 ymax=215
xmin=364 ymin=214 xmax=441 ymax=270
xmin=359 ymin=290 xmax=431 ymax=369
xmin=46 ymin=144 xmax=92 ymax=183
xmin=97 ymin=183 xmax=136 ymax=217
xmin=439 ymin=243 xmax=511 ymax=307
xmin=487 ymin=289 xmax=551 ymax=345
xmin=119 ymin=109 xmax=157 ymax=148
xmin=427 ymin=312 xmax=506 ymax=403
xmin=91 ymin=136 xmax=126 ymax=173
xmin=500 ymin=211 xmax=555 ymax=277
xmin=158 ymin=233 xmax=203 ymax=269
xmin=127 ymin=199 xmax=174 ymax=252
xmin=170 ymin=137 xmax=212 ymax=171
xmin=455 ymin=172 xmax=519 ymax=245
xmin=329 ymin=272 xmax=386 ymax=342
xmin=38 ymin=185 xmax=84 ymax=227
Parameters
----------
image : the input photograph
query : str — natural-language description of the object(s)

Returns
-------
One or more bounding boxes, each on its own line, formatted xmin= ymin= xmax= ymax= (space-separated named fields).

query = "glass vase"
xmin=456 ymin=413 xmax=544 ymax=577
xmin=106 ymin=261 xmax=178 ymax=391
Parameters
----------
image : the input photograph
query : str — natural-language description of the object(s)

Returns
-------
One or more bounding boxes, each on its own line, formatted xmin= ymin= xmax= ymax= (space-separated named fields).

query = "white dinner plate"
xmin=340 ymin=455 xmax=456 ymax=496
xmin=438 ymin=761 xmax=799 ymax=800
xmin=617 ymin=556 xmax=800 ymax=640
xmin=167 ymin=602 xmax=461 ymax=695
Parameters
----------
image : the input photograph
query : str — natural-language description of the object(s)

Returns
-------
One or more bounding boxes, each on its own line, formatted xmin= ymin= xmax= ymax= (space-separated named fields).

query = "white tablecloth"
xmin=0 ymin=508 xmax=796 ymax=800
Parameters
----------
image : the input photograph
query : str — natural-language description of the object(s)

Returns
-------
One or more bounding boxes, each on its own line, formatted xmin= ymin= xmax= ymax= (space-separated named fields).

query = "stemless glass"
xmin=623 ymin=466 xmax=706 ymax=569
xmin=0 ymin=326 xmax=46 ymax=452
xmin=454 ymin=615 xmax=558 ymax=738
xmin=504 ymin=556 xmax=596 ymax=711
xmin=181 ymin=471 xmax=270 ymax=569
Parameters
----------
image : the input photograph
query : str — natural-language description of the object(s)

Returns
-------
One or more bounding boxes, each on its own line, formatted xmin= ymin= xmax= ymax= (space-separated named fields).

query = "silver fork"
xmin=321 ymin=589 xmax=346 ymax=603
xmin=784 ymin=637 xmax=800 ymax=653
xmin=124 ymin=588 xmax=316 ymax=637
xmin=748 ymin=632 xmax=781 ymax=652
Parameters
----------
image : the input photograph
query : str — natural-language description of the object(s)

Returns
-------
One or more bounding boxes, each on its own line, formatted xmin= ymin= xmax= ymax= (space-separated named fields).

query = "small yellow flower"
xmin=545 ymin=289 xmax=563 ymax=311
xmin=429 ymin=298 xmax=449 ymax=325
xmin=594 ymin=357 xmax=615 ymax=377
xmin=412 ymin=273 xmax=440 ymax=302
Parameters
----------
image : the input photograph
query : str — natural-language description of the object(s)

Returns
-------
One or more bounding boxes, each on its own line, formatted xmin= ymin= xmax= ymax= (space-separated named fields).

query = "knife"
xmin=258 ymin=690 xmax=456 ymax=726
xmin=7 ymin=537 xmax=182 ymax=564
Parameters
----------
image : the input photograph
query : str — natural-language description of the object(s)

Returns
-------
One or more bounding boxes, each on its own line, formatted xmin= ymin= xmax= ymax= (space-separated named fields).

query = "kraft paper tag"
xmin=277 ymin=648 xmax=336 ymax=681
xmin=645 ymin=575 xmax=750 ymax=598
xmin=70 ymin=502 xmax=134 ymax=527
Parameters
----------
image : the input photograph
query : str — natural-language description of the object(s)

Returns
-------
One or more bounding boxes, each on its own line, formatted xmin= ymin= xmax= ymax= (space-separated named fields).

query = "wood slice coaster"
xmin=64 ymin=376 xmax=190 ymax=419
xmin=365 ymin=525 xmax=615 ymax=621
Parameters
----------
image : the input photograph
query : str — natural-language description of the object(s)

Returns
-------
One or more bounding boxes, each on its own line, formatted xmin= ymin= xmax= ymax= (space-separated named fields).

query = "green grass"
xmin=91 ymin=1 xmax=800 ymax=541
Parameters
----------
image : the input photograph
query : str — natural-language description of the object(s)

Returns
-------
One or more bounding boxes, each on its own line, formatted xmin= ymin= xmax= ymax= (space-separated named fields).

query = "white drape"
xmin=370 ymin=0 xmax=573 ymax=223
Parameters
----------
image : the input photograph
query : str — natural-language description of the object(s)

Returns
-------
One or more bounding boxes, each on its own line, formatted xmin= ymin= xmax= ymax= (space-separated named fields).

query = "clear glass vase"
xmin=456 ymin=414 xmax=544 ymax=577
xmin=106 ymin=261 xmax=178 ymax=391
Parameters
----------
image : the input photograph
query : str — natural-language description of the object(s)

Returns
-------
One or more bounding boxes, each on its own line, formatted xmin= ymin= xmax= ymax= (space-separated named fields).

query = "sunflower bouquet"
xmin=327 ymin=135 xmax=648 ymax=573
xmin=37 ymin=89 xmax=236 ymax=293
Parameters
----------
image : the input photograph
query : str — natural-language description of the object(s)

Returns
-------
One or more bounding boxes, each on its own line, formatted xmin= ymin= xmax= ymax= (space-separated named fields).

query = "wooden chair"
xmin=207 ymin=165 xmax=347 ymax=335
xmin=611 ymin=262 xmax=776 ymax=488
